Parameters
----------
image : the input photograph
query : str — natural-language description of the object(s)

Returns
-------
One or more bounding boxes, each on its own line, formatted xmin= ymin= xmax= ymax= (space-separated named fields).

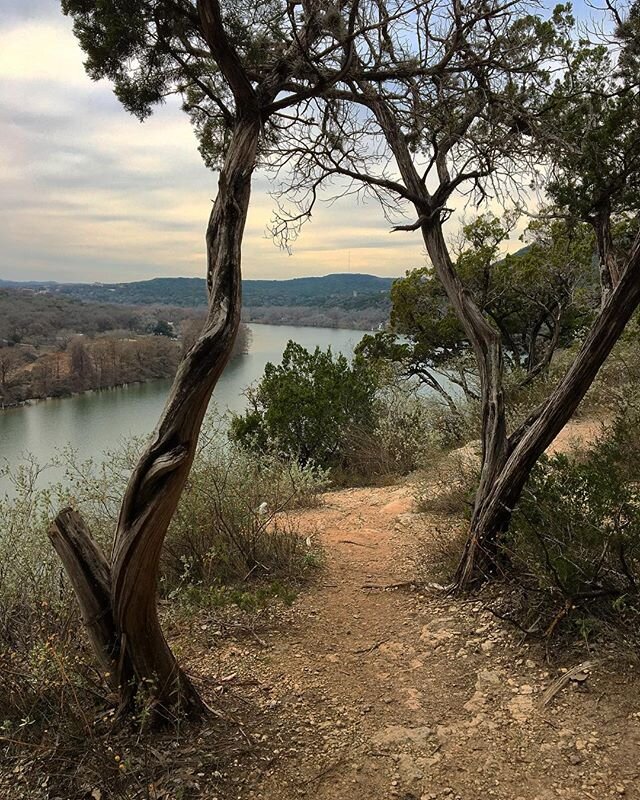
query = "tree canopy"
xmin=231 ymin=341 xmax=379 ymax=469
xmin=357 ymin=214 xmax=598 ymax=407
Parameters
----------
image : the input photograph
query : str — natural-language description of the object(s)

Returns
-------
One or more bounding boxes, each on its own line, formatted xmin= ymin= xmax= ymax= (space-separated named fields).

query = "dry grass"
xmin=413 ymin=446 xmax=478 ymax=517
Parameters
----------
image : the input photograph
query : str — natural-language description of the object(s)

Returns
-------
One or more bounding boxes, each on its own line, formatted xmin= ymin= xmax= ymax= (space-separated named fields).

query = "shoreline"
xmin=0 ymin=323 xmax=372 ymax=411
xmin=0 ymin=377 xmax=172 ymax=412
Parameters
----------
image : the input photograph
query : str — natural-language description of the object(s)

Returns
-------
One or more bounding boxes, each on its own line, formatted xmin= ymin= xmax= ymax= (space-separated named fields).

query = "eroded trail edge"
xmin=178 ymin=455 xmax=639 ymax=800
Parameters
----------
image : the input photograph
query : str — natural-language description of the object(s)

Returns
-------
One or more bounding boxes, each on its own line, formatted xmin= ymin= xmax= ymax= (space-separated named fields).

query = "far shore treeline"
xmin=0 ymin=273 xmax=393 ymax=328
xmin=0 ymin=288 xmax=251 ymax=407
xmin=0 ymin=273 xmax=390 ymax=407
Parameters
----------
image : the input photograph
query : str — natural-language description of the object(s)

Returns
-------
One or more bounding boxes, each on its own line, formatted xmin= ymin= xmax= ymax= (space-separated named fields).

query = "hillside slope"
xmin=0 ymin=273 xmax=395 ymax=310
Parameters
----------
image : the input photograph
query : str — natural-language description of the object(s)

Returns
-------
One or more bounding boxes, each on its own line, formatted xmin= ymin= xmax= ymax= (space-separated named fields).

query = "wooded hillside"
xmin=0 ymin=274 xmax=393 ymax=328
xmin=0 ymin=289 xmax=249 ymax=406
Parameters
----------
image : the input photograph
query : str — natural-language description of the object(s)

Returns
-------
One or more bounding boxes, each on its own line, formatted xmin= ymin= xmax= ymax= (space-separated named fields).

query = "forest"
xmin=0 ymin=288 xmax=249 ymax=405
xmin=1 ymin=0 xmax=639 ymax=798
xmin=2 ymin=273 xmax=394 ymax=328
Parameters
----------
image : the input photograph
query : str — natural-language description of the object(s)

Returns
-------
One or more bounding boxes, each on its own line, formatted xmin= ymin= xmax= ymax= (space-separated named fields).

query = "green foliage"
xmin=60 ymin=0 xmax=301 ymax=170
xmin=506 ymin=405 xmax=640 ymax=638
xmin=152 ymin=319 xmax=176 ymax=338
xmin=388 ymin=265 xmax=466 ymax=368
xmin=360 ymin=214 xmax=598 ymax=405
xmin=543 ymin=10 xmax=640 ymax=225
xmin=617 ymin=1 xmax=640 ymax=78
xmin=231 ymin=341 xmax=379 ymax=469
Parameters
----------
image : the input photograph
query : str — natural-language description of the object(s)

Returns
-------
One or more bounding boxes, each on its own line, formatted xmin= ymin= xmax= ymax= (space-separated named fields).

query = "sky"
xmin=0 ymin=0 xmax=430 ymax=283
xmin=0 ymin=1 xmax=596 ymax=284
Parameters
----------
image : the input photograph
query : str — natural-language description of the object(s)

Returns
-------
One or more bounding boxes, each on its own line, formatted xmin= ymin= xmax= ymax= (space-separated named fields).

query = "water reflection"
xmin=0 ymin=324 xmax=365 ymax=492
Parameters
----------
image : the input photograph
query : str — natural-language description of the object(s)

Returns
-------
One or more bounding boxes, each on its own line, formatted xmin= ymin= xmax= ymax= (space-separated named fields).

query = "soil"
xmin=3 ymin=415 xmax=637 ymax=800
xmin=172 ymin=416 xmax=639 ymax=800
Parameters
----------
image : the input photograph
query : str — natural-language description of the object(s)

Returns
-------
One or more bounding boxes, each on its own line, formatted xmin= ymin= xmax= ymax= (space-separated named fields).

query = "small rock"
xmin=372 ymin=725 xmax=432 ymax=748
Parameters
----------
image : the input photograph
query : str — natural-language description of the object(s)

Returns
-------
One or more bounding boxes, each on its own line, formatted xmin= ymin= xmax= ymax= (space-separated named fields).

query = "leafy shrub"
xmin=164 ymin=423 xmax=328 ymax=589
xmin=0 ymin=461 xmax=97 ymax=757
xmin=230 ymin=341 xmax=379 ymax=469
xmin=505 ymin=406 xmax=640 ymax=639
xmin=0 ymin=416 xmax=326 ymax=774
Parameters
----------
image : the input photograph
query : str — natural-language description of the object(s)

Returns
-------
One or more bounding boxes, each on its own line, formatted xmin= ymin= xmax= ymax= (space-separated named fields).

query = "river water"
xmin=0 ymin=324 xmax=366 ymax=493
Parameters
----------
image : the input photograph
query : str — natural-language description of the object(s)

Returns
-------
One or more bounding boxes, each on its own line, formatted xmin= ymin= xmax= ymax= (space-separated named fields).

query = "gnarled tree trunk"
xmin=453 ymin=230 xmax=640 ymax=589
xmin=49 ymin=115 xmax=261 ymax=722
xmin=361 ymin=91 xmax=514 ymax=590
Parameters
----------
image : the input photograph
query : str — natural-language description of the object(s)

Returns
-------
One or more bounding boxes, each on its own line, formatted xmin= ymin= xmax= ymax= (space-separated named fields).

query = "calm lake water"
xmin=0 ymin=324 xmax=366 ymax=494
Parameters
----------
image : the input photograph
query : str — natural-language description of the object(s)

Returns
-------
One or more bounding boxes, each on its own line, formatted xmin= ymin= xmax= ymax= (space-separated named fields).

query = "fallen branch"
xmin=483 ymin=605 xmax=541 ymax=635
xmin=352 ymin=638 xmax=390 ymax=654
xmin=361 ymin=580 xmax=418 ymax=591
xmin=338 ymin=539 xmax=377 ymax=548
xmin=541 ymin=660 xmax=596 ymax=707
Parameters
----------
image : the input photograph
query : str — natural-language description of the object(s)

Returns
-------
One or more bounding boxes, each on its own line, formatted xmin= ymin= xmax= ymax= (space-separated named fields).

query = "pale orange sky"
xmin=0 ymin=3 xmax=524 ymax=284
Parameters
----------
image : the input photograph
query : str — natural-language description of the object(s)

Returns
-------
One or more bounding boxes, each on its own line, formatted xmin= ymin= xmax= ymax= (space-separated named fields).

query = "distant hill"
xmin=0 ymin=274 xmax=395 ymax=310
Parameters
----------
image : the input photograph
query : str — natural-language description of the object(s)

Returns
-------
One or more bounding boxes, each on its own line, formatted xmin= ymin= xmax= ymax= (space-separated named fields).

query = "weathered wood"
xmin=48 ymin=508 xmax=119 ymax=687
xmin=453 ymin=229 xmax=640 ymax=588
xmin=48 ymin=0 xmax=342 ymax=722
xmin=357 ymin=80 xmax=640 ymax=593
xmin=108 ymin=115 xmax=261 ymax=720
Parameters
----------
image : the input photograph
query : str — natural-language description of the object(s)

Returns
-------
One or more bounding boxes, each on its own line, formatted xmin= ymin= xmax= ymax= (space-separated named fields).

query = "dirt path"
xmin=183 ymin=418 xmax=639 ymax=800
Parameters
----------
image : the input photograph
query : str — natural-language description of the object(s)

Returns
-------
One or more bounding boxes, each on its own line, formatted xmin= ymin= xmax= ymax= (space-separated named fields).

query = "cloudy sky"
xmin=0 ymin=1 xmax=433 ymax=283
xmin=2 ymin=1 xmax=597 ymax=284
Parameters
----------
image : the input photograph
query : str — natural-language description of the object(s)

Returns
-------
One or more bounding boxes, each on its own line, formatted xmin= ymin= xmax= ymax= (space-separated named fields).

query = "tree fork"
xmin=453 ymin=230 xmax=640 ymax=591
xmin=49 ymin=116 xmax=261 ymax=722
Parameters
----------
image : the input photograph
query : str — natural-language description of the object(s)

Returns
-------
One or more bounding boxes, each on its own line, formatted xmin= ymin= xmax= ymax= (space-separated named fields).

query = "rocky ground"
xmin=171 ymin=418 xmax=640 ymax=800
xmin=4 ymin=418 xmax=638 ymax=800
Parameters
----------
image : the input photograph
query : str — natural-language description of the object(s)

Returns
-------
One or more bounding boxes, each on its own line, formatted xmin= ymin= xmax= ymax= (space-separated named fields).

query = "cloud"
xmin=0 ymin=5 xmax=431 ymax=283
xmin=0 ymin=16 xmax=89 ymax=85
xmin=0 ymin=0 xmax=60 ymax=26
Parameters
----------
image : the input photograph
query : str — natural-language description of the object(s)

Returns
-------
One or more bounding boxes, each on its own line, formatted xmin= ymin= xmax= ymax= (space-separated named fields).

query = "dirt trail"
xmin=186 ymin=418 xmax=639 ymax=800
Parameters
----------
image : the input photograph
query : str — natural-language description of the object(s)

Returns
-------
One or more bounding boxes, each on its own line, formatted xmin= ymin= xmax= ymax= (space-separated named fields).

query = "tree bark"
xmin=361 ymin=89 xmax=513 ymax=586
xmin=420 ymin=221 xmax=509 ymax=515
xmin=49 ymin=115 xmax=261 ymax=722
xmin=453 ymin=230 xmax=640 ymax=589
xmin=48 ymin=508 xmax=121 ymax=689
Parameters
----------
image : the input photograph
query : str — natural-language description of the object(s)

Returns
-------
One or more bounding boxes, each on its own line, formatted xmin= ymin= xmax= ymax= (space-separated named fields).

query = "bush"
xmin=231 ymin=341 xmax=379 ymax=470
xmin=164 ymin=422 xmax=328 ymax=590
xmin=504 ymin=404 xmax=640 ymax=640
xmin=341 ymin=386 xmax=477 ymax=484
xmin=0 ymin=416 xmax=326 ymax=788
xmin=414 ymin=446 xmax=478 ymax=516
xmin=0 ymin=460 xmax=97 ymax=757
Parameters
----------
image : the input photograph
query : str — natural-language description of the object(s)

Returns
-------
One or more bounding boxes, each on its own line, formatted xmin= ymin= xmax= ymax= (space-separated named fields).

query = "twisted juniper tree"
xmin=49 ymin=0 xmax=418 ymax=722
xmin=270 ymin=0 xmax=640 ymax=590
xmin=357 ymin=214 xmax=597 ymax=412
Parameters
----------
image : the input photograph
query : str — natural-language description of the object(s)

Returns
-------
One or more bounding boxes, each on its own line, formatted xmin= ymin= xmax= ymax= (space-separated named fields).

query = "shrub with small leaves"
xmin=231 ymin=341 xmax=379 ymax=470
xmin=505 ymin=404 xmax=640 ymax=639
